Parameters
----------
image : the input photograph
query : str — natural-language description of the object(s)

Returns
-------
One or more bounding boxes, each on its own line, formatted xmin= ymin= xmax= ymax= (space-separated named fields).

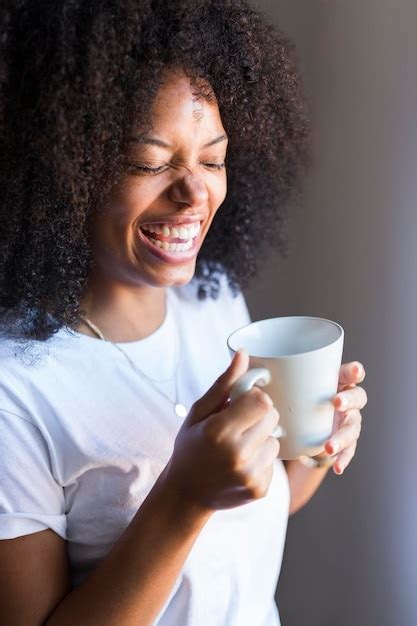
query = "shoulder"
xmin=0 ymin=323 xmax=63 ymax=371
xmin=0 ymin=317 xmax=81 ymax=417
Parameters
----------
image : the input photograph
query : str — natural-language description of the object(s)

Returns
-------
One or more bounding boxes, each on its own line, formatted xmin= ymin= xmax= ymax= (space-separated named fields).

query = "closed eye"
xmin=128 ymin=164 xmax=168 ymax=175
xmin=203 ymin=163 xmax=226 ymax=170
xmin=126 ymin=162 xmax=226 ymax=175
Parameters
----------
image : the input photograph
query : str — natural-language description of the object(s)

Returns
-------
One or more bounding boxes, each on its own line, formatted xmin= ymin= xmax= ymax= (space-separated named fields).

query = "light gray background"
xmin=245 ymin=2 xmax=417 ymax=625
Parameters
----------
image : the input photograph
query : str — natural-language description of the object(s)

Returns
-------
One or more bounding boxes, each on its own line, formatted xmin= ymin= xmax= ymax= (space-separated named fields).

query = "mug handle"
xmin=228 ymin=367 xmax=286 ymax=439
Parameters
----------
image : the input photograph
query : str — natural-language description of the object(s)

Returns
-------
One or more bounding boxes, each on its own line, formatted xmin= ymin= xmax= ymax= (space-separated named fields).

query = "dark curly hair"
xmin=0 ymin=0 xmax=310 ymax=342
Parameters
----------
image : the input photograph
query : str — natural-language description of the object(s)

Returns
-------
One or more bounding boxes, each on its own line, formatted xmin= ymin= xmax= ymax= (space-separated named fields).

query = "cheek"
xmin=209 ymin=173 xmax=227 ymax=211
xmin=91 ymin=183 xmax=143 ymax=255
xmin=107 ymin=179 xmax=154 ymax=222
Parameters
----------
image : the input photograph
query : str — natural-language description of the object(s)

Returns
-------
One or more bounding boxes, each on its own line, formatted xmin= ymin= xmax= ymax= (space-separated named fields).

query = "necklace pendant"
xmin=175 ymin=403 xmax=188 ymax=418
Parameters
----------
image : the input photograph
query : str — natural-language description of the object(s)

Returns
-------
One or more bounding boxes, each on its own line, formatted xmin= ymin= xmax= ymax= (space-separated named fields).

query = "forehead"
xmin=143 ymin=71 xmax=225 ymax=141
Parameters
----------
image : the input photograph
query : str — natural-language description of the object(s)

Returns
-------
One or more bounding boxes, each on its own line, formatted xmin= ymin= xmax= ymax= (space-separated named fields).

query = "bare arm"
xmin=0 ymin=528 xmax=70 ymax=626
xmin=284 ymin=458 xmax=331 ymax=515
xmin=0 ymin=468 xmax=211 ymax=626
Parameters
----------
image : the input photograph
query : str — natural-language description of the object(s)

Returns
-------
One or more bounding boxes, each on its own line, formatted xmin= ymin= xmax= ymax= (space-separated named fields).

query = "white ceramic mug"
xmin=227 ymin=316 xmax=344 ymax=460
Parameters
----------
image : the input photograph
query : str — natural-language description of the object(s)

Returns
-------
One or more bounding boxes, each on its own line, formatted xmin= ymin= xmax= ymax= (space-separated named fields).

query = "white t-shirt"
xmin=0 ymin=277 xmax=290 ymax=626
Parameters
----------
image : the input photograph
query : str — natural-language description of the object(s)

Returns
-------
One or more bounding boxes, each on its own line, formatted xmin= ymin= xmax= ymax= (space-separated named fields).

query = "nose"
xmin=167 ymin=172 xmax=209 ymax=208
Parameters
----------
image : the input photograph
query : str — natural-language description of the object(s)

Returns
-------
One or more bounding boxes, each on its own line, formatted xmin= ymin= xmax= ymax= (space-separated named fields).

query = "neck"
xmin=77 ymin=277 xmax=167 ymax=343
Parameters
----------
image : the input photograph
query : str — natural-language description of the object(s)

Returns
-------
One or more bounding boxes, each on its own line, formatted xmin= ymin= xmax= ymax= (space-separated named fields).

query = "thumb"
xmin=186 ymin=348 xmax=249 ymax=426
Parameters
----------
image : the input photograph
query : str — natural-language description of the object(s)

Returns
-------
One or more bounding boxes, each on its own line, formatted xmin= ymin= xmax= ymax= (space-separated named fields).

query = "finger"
xmin=244 ymin=437 xmax=280 ymax=477
xmin=325 ymin=409 xmax=362 ymax=455
xmin=337 ymin=382 xmax=357 ymax=392
xmin=333 ymin=441 xmax=357 ymax=475
xmin=240 ymin=408 xmax=280 ymax=448
xmin=188 ymin=348 xmax=249 ymax=425
xmin=215 ymin=385 xmax=276 ymax=434
xmin=239 ymin=462 xmax=275 ymax=502
xmin=338 ymin=361 xmax=366 ymax=385
xmin=333 ymin=386 xmax=368 ymax=412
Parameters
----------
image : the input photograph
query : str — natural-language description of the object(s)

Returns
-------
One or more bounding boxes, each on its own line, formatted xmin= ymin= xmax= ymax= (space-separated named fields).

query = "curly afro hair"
xmin=0 ymin=0 xmax=310 ymax=341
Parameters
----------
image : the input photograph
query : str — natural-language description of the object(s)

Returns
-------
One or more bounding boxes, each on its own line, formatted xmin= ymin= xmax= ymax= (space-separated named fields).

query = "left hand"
xmin=324 ymin=361 xmax=368 ymax=475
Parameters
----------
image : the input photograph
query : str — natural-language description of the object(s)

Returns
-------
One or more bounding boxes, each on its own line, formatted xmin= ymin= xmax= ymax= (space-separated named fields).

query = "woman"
xmin=0 ymin=2 xmax=367 ymax=625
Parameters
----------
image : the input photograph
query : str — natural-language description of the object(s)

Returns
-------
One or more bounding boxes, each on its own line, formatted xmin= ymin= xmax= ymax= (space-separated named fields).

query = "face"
xmin=89 ymin=69 xmax=228 ymax=290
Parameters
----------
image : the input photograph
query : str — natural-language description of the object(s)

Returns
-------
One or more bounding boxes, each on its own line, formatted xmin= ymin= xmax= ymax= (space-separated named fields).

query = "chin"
xmin=138 ymin=263 xmax=197 ymax=290
xmin=163 ymin=266 xmax=197 ymax=288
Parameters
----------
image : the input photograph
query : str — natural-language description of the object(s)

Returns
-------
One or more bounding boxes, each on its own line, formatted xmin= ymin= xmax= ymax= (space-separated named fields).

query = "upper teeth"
xmin=142 ymin=222 xmax=200 ymax=240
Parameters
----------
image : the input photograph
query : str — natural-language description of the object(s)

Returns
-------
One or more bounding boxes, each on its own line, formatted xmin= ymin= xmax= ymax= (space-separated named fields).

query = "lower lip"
xmin=137 ymin=227 xmax=202 ymax=264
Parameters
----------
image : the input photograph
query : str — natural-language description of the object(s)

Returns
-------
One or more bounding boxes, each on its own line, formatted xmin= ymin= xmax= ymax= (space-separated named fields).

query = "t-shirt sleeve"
xmin=0 ymin=409 xmax=67 ymax=540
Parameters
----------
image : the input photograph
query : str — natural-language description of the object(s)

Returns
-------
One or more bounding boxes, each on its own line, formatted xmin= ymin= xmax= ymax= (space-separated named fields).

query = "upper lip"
xmin=140 ymin=216 xmax=204 ymax=226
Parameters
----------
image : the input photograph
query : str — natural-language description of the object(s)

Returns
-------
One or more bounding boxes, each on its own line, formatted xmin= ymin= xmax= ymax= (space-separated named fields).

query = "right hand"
xmin=163 ymin=349 xmax=281 ymax=513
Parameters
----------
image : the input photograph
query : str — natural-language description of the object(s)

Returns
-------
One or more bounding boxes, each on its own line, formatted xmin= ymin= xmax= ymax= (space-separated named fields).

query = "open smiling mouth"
xmin=138 ymin=221 xmax=202 ymax=263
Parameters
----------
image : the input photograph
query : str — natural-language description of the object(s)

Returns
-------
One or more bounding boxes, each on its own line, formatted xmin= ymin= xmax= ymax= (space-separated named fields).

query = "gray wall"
xmin=245 ymin=2 xmax=417 ymax=625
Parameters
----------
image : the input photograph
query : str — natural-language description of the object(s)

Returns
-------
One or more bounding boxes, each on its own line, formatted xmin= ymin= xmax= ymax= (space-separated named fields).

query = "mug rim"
xmin=227 ymin=315 xmax=344 ymax=359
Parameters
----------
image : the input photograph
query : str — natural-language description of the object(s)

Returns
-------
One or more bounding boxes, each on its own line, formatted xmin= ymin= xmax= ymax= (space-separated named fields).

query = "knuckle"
xmin=215 ymin=370 xmax=228 ymax=385
xmin=246 ymin=483 xmax=263 ymax=500
xmin=188 ymin=399 xmax=200 ymax=416
xmin=345 ymin=413 xmax=356 ymax=427
xmin=350 ymin=411 xmax=362 ymax=432
xmin=235 ymin=443 xmax=252 ymax=467
xmin=248 ymin=386 xmax=263 ymax=401
xmin=273 ymin=407 xmax=280 ymax=422
xmin=236 ymin=465 xmax=252 ymax=486
xmin=266 ymin=408 xmax=280 ymax=428
xmin=241 ymin=467 xmax=272 ymax=500
xmin=362 ymin=389 xmax=368 ymax=406
xmin=348 ymin=441 xmax=358 ymax=459
xmin=202 ymin=417 xmax=223 ymax=444
xmin=230 ymin=450 xmax=249 ymax=475
xmin=190 ymin=396 xmax=207 ymax=415
xmin=269 ymin=436 xmax=280 ymax=457
xmin=248 ymin=485 xmax=263 ymax=500
xmin=250 ymin=387 xmax=272 ymax=410
xmin=248 ymin=480 xmax=268 ymax=500
xmin=217 ymin=372 xmax=235 ymax=392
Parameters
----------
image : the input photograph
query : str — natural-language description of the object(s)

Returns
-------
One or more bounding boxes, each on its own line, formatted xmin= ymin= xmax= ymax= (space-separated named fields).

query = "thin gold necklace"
xmin=80 ymin=299 xmax=188 ymax=418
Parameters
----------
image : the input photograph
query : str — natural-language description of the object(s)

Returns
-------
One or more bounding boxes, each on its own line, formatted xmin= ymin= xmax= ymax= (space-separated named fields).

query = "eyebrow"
xmin=129 ymin=133 xmax=228 ymax=149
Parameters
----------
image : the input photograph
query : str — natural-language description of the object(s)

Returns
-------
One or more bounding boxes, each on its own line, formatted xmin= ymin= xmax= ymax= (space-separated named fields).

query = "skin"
xmin=0 ymin=68 xmax=368 ymax=624
xmin=79 ymin=68 xmax=228 ymax=342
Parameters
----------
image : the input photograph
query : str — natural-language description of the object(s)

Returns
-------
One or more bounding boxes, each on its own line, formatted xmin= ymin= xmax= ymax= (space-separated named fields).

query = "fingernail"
xmin=235 ymin=349 xmax=244 ymax=361
xmin=338 ymin=395 xmax=348 ymax=409
xmin=327 ymin=440 xmax=341 ymax=455
xmin=354 ymin=364 xmax=363 ymax=377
